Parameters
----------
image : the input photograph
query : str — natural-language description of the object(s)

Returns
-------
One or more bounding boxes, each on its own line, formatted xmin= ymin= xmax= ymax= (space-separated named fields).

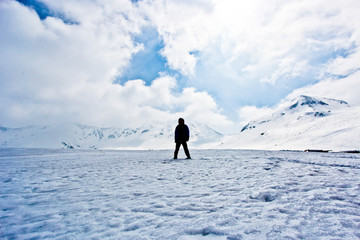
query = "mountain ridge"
xmin=220 ymin=95 xmax=359 ymax=151
xmin=1 ymin=95 xmax=359 ymax=151
xmin=0 ymin=121 xmax=222 ymax=150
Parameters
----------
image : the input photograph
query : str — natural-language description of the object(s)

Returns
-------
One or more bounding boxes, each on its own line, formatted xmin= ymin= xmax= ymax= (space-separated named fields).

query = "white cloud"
xmin=237 ymin=106 xmax=274 ymax=126
xmin=286 ymin=70 xmax=360 ymax=106
xmin=1 ymin=0 xmax=360 ymax=134
xmin=260 ymin=57 xmax=308 ymax=85
xmin=140 ymin=0 xmax=360 ymax=112
xmin=111 ymin=76 xmax=233 ymax=131
xmin=322 ymin=47 xmax=360 ymax=77
xmin=0 ymin=0 xmax=231 ymax=131
xmin=138 ymin=0 xmax=218 ymax=76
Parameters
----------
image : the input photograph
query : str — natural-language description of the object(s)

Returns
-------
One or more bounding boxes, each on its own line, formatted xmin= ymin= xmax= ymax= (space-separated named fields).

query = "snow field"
xmin=1 ymin=149 xmax=360 ymax=239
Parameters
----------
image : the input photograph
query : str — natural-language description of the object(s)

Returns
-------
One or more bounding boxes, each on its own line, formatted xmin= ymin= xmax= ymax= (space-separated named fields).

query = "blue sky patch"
xmin=115 ymin=27 xmax=178 ymax=85
xmin=16 ymin=0 xmax=78 ymax=25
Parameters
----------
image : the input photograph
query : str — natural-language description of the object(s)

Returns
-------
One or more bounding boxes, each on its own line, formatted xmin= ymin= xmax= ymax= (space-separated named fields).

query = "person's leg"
xmin=174 ymin=142 xmax=181 ymax=159
xmin=182 ymin=141 xmax=191 ymax=159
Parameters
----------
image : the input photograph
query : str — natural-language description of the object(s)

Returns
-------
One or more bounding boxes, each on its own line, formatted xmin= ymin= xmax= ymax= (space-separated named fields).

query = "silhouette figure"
xmin=174 ymin=118 xmax=191 ymax=159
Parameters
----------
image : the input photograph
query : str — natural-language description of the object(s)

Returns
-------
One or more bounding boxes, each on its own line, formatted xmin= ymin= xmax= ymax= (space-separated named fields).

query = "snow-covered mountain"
xmin=1 ymin=95 xmax=359 ymax=151
xmin=218 ymin=95 xmax=360 ymax=151
xmin=0 ymin=122 xmax=222 ymax=150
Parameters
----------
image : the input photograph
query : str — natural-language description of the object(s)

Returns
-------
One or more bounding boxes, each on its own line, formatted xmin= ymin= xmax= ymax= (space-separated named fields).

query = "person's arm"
xmin=174 ymin=126 xmax=178 ymax=142
xmin=185 ymin=125 xmax=189 ymax=141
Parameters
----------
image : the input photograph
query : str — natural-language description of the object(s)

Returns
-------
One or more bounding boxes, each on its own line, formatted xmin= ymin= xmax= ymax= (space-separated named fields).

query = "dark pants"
xmin=174 ymin=141 xmax=191 ymax=159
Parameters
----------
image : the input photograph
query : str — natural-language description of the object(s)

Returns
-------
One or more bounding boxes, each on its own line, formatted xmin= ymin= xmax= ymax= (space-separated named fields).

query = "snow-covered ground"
xmin=1 ymin=148 xmax=360 ymax=239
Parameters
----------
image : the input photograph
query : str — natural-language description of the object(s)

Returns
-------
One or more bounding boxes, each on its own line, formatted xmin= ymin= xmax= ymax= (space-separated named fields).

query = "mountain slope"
xmin=219 ymin=95 xmax=360 ymax=151
xmin=1 ymin=95 xmax=359 ymax=151
xmin=0 ymin=122 xmax=222 ymax=150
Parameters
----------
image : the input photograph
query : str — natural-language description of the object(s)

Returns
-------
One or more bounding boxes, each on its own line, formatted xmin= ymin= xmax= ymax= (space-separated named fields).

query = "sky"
xmin=1 ymin=0 xmax=360 ymax=133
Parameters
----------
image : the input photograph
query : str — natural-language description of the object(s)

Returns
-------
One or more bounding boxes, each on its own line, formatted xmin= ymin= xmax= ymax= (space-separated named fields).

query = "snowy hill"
xmin=0 ymin=122 xmax=222 ymax=150
xmin=219 ymin=95 xmax=360 ymax=151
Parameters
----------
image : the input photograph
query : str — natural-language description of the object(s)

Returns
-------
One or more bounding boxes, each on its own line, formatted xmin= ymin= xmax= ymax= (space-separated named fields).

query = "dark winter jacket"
xmin=174 ymin=124 xmax=190 ymax=142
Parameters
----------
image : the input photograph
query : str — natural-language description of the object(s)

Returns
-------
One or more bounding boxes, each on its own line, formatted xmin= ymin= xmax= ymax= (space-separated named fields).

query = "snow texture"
xmin=1 ymin=148 xmax=360 ymax=239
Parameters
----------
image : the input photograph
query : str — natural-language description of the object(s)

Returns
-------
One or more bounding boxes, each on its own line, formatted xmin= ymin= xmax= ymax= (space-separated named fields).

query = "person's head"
xmin=178 ymin=118 xmax=185 ymax=125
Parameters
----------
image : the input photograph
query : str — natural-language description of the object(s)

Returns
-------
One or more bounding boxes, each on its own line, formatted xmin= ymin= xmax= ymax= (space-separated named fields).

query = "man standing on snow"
xmin=174 ymin=118 xmax=191 ymax=159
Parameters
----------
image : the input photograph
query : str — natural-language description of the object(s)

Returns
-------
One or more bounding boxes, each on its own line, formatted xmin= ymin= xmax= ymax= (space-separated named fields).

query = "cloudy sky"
xmin=1 ymin=0 xmax=360 ymax=133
